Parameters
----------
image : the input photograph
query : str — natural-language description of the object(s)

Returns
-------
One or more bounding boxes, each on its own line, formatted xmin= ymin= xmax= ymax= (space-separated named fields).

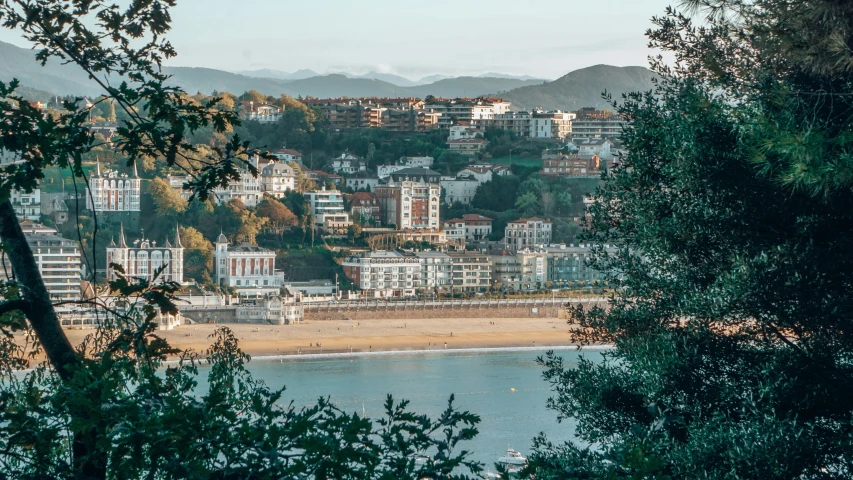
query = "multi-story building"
xmin=479 ymin=111 xmax=532 ymax=137
xmin=504 ymin=217 xmax=552 ymax=250
xmin=374 ymin=180 xmax=441 ymax=230
xmin=542 ymin=244 xmax=615 ymax=286
xmin=106 ymin=224 xmax=184 ymax=284
xmin=11 ymin=188 xmax=41 ymax=221
xmin=86 ymin=163 xmax=141 ymax=213
xmin=272 ymin=148 xmax=303 ymax=164
xmin=569 ymin=108 xmax=623 ymax=140
xmin=214 ymin=233 xmax=284 ymax=296
xmin=490 ymin=250 xmax=548 ymax=292
xmin=447 ymin=125 xmax=483 ymax=141
xmin=377 ymin=157 xmax=435 ymax=179
xmin=455 ymin=166 xmax=493 ymax=184
xmin=573 ymin=138 xmax=613 ymax=157
xmin=424 ymin=97 xmax=510 ymax=127
xmin=387 ymin=167 xmax=442 ymax=185
xmin=531 ymin=110 xmax=575 ymax=139
xmin=1 ymin=222 xmax=84 ymax=303
xmin=443 ymin=214 xmax=492 ymax=242
xmin=235 ymin=294 xmax=304 ymax=325
xmin=348 ymin=192 xmax=382 ymax=225
xmin=541 ymin=153 xmax=602 ymax=177
xmin=341 ymin=250 xmax=422 ymax=297
xmin=242 ymin=102 xmax=283 ymax=123
xmin=212 ymin=156 xmax=262 ymax=207
xmin=303 ymin=187 xmax=351 ymax=233
xmin=380 ymin=108 xmax=441 ymax=132
xmin=344 ymin=171 xmax=380 ymax=192
xmin=447 ymin=252 xmax=491 ymax=292
xmin=447 ymin=138 xmax=488 ymax=156
xmin=331 ymin=152 xmax=368 ymax=174
xmin=260 ymin=162 xmax=296 ymax=198
xmin=440 ymin=176 xmax=479 ymax=204
xmin=411 ymin=251 xmax=452 ymax=292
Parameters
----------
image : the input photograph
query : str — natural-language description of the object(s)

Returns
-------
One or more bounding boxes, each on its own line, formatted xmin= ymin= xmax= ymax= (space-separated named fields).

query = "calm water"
xmin=227 ymin=348 xmax=604 ymax=467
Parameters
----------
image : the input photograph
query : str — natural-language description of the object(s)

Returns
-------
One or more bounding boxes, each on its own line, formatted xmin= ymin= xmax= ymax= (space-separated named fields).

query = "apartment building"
xmin=531 ymin=110 xmax=575 ymax=139
xmin=1 ymin=223 xmax=84 ymax=303
xmin=479 ymin=111 xmax=532 ymax=137
xmin=272 ymin=148 xmax=303 ymax=164
xmin=106 ymin=225 xmax=184 ymax=284
xmin=504 ymin=217 xmax=552 ymax=250
xmin=542 ymin=244 xmax=613 ymax=286
xmin=447 ymin=251 xmax=491 ymax=292
xmin=490 ymin=250 xmax=548 ymax=292
xmin=86 ymin=162 xmax=141 ymax=213
xmin=569 ymin=108 xmax=623 ymax=140
xmin=11 ymin=188 xmax=41 ymax=221
xmin=214 ymin=234 xmax=284 ymax=296
xmin=332 ymin=152 xmax=368 ymax=174
xmin=374 ymin=180 xmax=441 ymax=230
xmin=447 ymin=125 xmax=483 ymax=140
xmin=440 ymin=176 xmax=479 ymax=204
xmin=260 ymin=162 xmax=296 ymax=198
xmin=541 ymin=153 xmax=602 ymax=177
xmin=348 ymin=192 xmax=382 ymax=225
xmin=411 ymin=251 xmax=452 ymax=291
xmin=447 ymin=138 xmax=488 ymax=156
xmin=424 ymin=97 xmax=510 ymax=127
xmin=304 ymin=187 xmax=352 ymax=233
xmin=342 ymin=250 xmax=422 ymax=297
xmin=344 ymin=171 xmax=380 ymax=192
xmin=377 ymin=157 xmax=435 ymax=179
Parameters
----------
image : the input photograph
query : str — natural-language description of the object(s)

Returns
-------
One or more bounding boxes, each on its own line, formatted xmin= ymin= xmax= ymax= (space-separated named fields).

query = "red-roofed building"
xmin=273 ymin=148 xmax=303 ymax=164
xmin=443 ymin=214 xmax=493 ymax=242
xmin=310 ymin=170 xmax=343 ymax=186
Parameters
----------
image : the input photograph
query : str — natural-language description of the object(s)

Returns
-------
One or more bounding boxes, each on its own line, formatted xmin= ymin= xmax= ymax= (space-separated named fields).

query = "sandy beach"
xmin=61 ymin=316 xmax=576 ymax=358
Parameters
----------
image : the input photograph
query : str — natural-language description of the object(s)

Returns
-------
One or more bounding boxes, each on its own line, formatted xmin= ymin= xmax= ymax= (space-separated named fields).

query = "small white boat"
xmin=482 ymin=472 xmax=502 ymax=479
xmin=497 ymin=448 xmax=528 ymax=466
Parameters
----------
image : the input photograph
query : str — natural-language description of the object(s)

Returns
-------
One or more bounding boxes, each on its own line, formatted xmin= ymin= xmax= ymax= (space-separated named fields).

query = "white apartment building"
xmin=504 ymin=217 xmax=552 ymax=250
xmin=0 ymin=222 xmax=83 ymax=303
xmin=447 ymin=125 xmax=483 ymax=141
xmin=260 ymin=162 xmax=296 ymax=198
xmin=456 ymin=166 xmax=494 ymax=184
xmin=214 ymin=234 xmax=284 ymax=296
xmin=86 ymin=163 xmax=141 ymax=212
xmin=413 ymin=251 xmax=452 ymax=291
xmin=448 ymin=252 xmax=492 ymax=292
xmin=303 ymin=187 xmax=351 ymax=233
xmin=531 ymin=110 xmax=575 ymax=139
xmin=490 ymin=250 xmax=548 ymax=292
xmin=342 ymin=251 xmax=422 ymax=297
xmin=213 ymin=157 xmax=262 ymax=207
xmin=11 ymin=188 xmax=41 ymax=220
xmin=443 ymin=214 xmax=493 ymax=242
xmin=440 ymin=177 xmax=479 ymax=205
xmin=374 ymin=181 xmax=441 ymax=230
xmin=331 ymin=152 xmax=367 ymax=174
xmin=424 ymin=98 xmax=510 ymax=127
xmin=377 ymin=164 xmax=408 ymax=179
xmin=479 ymin=111 xmax=532 ymax=138
xmin=106 ymin=225 xmax=184 ymax=284
xmin=235 ymin=295 xmax=304 ymax=325
xmin=245 ymin=103 xmax=283 ymax=123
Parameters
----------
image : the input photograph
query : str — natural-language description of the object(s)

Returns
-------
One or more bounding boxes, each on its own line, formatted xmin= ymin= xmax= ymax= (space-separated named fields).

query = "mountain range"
xmin=0 ymin=40 xmax=655 ymax=110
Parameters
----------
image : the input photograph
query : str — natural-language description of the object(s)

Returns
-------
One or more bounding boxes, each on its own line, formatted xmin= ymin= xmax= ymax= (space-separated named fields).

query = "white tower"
xmin=214 ymin=232 xmax=229 ymax=285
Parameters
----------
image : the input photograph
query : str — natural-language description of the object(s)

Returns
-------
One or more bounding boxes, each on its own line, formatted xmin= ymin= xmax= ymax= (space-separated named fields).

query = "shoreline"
xmin=58 ymin=316 xmax=588 ymax=361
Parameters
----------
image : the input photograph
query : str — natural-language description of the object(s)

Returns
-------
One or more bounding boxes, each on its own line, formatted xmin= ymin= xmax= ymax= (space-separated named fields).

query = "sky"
xmin=0 ymin=0 xmax=675 ymax=80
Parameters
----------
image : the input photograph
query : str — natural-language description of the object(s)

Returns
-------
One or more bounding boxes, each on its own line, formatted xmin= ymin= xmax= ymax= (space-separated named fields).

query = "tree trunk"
xmin=0 ymin=200 xmax=106 ymax=479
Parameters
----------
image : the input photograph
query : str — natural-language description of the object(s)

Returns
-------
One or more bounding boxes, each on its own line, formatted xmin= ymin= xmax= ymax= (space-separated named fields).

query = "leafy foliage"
xmin=530 ymin=1 xmax=853 ymax=479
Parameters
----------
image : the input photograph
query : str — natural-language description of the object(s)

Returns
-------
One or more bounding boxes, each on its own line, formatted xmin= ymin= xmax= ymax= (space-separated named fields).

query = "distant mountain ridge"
xmin=499 ymin=65 xmax=656 ymax=111
xmin=0 ymin=41 xmax=653 ymax=109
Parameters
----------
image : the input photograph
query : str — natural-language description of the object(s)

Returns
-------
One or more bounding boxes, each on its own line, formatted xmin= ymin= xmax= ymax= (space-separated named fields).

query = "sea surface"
xmin=221 ymin=347 xmax=605 ymax=468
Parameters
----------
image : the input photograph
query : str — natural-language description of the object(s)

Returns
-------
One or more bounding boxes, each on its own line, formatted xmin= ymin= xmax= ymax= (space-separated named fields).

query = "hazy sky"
xmin=0 ymin=0 xmax=675 ymax=79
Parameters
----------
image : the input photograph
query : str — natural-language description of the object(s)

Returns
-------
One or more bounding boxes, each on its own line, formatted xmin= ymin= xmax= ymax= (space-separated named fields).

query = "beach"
xmin=61 ymin=316 xmax=577 ymax=357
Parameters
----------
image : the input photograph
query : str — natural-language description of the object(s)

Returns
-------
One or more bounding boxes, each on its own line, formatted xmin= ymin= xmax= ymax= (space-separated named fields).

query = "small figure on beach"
xmin=444 ymin=342 xmax=447 ymax=349
xmin=450 ymin=332 xmax=453 ymax=337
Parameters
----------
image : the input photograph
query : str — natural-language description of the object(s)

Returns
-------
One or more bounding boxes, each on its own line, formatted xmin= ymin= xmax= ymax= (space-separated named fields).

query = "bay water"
xmin=232 ymin=347 xmax=605 ymax=468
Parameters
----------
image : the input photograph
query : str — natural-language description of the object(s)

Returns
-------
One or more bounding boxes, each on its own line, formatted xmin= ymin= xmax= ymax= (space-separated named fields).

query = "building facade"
xmin=86 ymin=163 xmax=141 ymax=213
xmin=490 ymin=250 xmax=548 ymax=291
xmin=374 ymin=181 xmax=441 ymax=230
xmin=504 ymin=217 xmax=552 ymax=250
xmin=214 ymin=234 xmax=284 ymax=296
xmin=260 ymin=162 xmax=297 ymax=198
xmin=448 ymin=252 xmax=491 ymax=292
xmin=11 ymin=188 xmax=41 ymax=221
xmin=106 ymin=225 xmax=184 ymax=284
xmin=304 ymin=187 xmax=352 ymax=233
xmin=342 ymin=251 xmax=422 ymax=297
xmin=5 ymin=224 xmax=83 ymax=302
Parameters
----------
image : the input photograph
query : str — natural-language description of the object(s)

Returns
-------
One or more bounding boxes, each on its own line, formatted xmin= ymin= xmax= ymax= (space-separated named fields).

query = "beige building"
xmin=448 ymin=251 xmax=491 ymax=292
xmin=504 ymin=217 xmax=552 ymax=250
xmin=490 ymin=250 xmax=548 ymax=292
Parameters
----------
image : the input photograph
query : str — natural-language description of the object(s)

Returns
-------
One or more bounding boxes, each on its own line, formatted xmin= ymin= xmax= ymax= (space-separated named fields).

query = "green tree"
xmin=531 ymin=2 xmax=853 ymax=479
xmin=0 ymin=2 xmax=482 ymax=478
xmin=179 ymin=225 xmax=214 ymax=283
xmin=147 ymin=177 xmax=188 ymax=217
